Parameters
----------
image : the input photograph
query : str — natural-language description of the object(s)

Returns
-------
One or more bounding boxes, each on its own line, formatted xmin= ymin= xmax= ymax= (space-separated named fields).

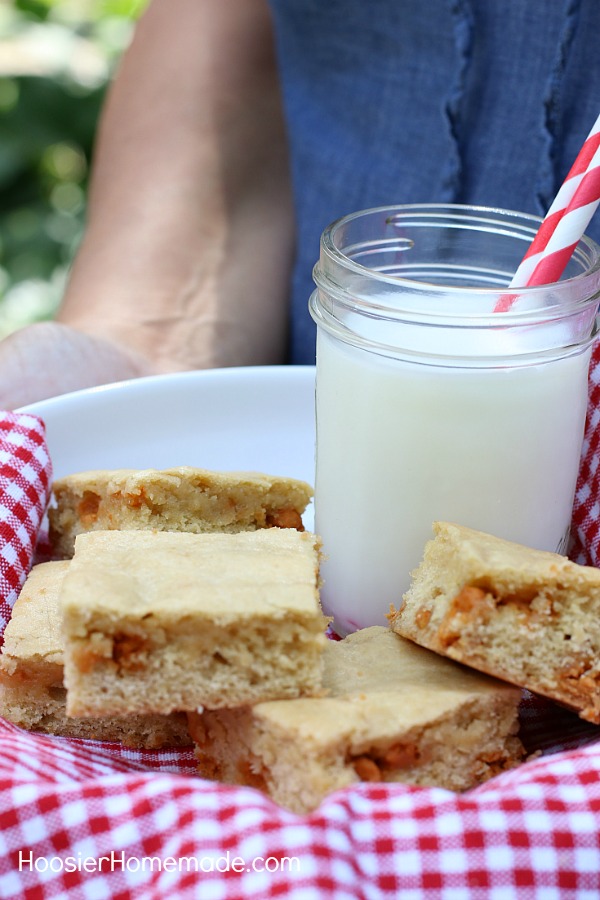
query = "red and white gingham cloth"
xmin=0 ymin=412 xmax=51 ymax=638
xmin=2 ymin=379 xmax=600 ymax=899
xmin=569 ymin=341 xmax=600 ymax=568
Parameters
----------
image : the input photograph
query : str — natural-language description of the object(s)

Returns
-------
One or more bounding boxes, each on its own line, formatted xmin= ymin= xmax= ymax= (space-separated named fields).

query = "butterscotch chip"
xmin=187 ymin=626 xmax=524 ymax=814
xmin=48 ymin=466 xmax=313 ymax=557
xmin=0 ymin=562 xmax=189 ymax=748
xmin=389 ymin=521 xmax=600 ymax=724
xmin=61 ymin=529 xmax=327 ymax=717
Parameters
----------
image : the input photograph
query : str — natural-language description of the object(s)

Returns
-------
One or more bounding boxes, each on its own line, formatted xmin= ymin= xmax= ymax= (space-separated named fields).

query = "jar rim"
xmin=319 ymin=203 xmax=600 ymax=312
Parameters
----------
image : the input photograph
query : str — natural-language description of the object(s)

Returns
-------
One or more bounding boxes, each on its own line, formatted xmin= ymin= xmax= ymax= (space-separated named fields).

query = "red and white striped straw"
xmin=494 ymin=112 xmax=600 ymax=312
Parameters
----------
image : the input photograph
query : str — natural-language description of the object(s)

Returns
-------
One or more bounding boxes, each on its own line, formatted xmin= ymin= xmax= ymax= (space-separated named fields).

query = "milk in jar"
xmin=309 ymin=205 xmax=600 ymax=636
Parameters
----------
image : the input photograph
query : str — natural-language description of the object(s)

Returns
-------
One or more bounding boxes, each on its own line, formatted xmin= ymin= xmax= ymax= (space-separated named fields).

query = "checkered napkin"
xmin=570 ymin=341 xmax=600 ymax=567
xmin=0 ymin=412 xmax=51 ymax=640
xmin=2 ymin=400 xmax=600 ymax=900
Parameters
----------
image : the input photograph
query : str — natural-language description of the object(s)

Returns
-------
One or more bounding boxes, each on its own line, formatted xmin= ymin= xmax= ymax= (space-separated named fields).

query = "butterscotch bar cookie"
xmin=389 ymin=521 xmax=600 ymax=724
xmin=187 ymin=626 xmax=524 ymax=814
xmin=0 ymin=561 xmax=189 ymax=748
xmin=48 ymin=466 xmax=313 ymax=557
xmin=61 ymin=529 xmax=327 ymax=717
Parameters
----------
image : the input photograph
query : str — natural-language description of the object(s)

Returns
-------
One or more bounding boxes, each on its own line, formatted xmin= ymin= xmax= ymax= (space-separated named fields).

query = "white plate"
xmin=19 ymin=366 xmax=317 ymax=529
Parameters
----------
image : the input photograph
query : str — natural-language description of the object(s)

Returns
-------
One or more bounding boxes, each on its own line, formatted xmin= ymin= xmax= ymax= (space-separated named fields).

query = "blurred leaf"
xmin=0 ymin=138 xmax=26 ymax=188
xmin=14 ymin=0 xmax=51 ymax=22
xmin=99 ymin=0 xmax=147 ymax=17
xmin=0 ymin=79 xmax=20 ymax=114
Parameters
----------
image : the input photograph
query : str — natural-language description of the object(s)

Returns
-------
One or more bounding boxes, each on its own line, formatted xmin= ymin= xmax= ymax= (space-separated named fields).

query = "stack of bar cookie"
xmin=6 ymin=468 xmax=599 ymax=813
xmin=0 ymin=466 xmax=320 ymax=748
xmin=0 ymin=559 xmax=190 ymax=748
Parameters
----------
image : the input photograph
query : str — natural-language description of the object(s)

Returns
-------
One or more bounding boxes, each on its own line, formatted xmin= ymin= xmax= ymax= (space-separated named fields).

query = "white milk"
xmin=314 ymin=328 xmax=591 ymax=635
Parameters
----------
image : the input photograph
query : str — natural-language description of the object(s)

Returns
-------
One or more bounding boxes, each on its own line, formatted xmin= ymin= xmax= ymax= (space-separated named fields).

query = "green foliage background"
xmin=0 ymin=0 xmax=145 ymax=337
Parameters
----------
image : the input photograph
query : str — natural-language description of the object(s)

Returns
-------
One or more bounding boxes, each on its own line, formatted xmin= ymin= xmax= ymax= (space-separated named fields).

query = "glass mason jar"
xmin=309 ymin=204 xmax=600 ymax=636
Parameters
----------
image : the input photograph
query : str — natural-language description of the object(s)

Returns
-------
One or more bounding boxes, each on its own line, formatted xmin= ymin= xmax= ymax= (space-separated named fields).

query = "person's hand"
xmin=0 ymin=321 xmax=156 ymax=410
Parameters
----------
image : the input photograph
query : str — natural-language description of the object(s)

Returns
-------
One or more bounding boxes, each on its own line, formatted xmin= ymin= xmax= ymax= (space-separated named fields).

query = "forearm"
xmin=59 ymin=0 xmax=294 ymax=371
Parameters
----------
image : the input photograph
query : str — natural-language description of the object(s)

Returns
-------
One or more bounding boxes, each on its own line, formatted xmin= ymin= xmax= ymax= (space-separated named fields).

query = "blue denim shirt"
xmin=267 ymin=0 xmax=600 ymax=363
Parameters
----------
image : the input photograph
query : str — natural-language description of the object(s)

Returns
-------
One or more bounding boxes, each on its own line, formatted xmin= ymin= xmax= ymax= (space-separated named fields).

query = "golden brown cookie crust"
xmin=61 ymin=529 xmax=327 ymax=717
xmin=390 ymin=521 xmax=600 ymax=724
xmin=188 ymin=625 xmax=524 ymax=813
xmin=48 ymin=466 xmax=313 ymax=557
